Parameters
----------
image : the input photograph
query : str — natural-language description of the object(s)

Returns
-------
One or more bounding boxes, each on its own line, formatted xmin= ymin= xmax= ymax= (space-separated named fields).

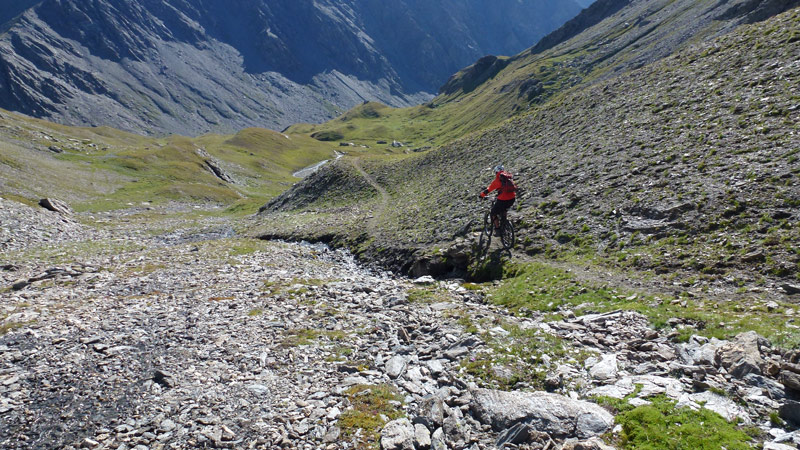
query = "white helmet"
xmin=493 ymin=164 xmax=504 ymax=173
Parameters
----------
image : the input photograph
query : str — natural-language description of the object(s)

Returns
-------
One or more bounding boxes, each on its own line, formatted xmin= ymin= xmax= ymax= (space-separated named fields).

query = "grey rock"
xmin=779 ymin=400 xmax=800 ymax=426
xmin=160 ymin=419 xmax=177 ymax=432
xmin=246 ymin=384 xmax=270 ymax=395
xmin=442 ymin=415 xmax=469 ymax=448
xmin=431 ymin=428 xmax=446 ymax=450
xmin=743 ymin=373 xmax=786 ymax=400
xmin=425 ymin=360 xmax=445 ymax=377
xmin=444 ymin=346 xmax=470 ymax=360
xmin=323 ymin=426 xmax=341 ymax=443
xmin=781 ymin=284 xmax=800 ymax=295
xmin=781 ymin=370 xmax=800 ymax=393
xmin=420 ymin=396 xmax=446 ymax=428
xmin=11 ymin=280 xmax=29 ymax=291
xmin=588 ymin=353 xmax=618 ymax=381
xmin=380 ymin=418 xmax=415 ymax=450
xmin=470 ymin=388 xmax=614 ymax=438
xmin=495 ymin=422 xmax=552 ymax=448
xmin=414 ymin=423 xmax=431 ymax=449
xmin=764 ymin=443 xmax=797 ymax=450
xmin=385 ymin=355 xmax=409 ymax=379
xmin=39 ymin=198 xmax=73 ymax=215
xmin=561 ymin=437 xmax=618 ymax=450
xmin=715 ymin=331 xmax=767 ymax=379
xmin=677 ymin=391 xmax=751 ymax=424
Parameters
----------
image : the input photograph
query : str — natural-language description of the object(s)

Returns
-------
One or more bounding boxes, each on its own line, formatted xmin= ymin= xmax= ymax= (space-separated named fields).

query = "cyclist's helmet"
xmin=493 ymin=164 xmax=504 ymax=173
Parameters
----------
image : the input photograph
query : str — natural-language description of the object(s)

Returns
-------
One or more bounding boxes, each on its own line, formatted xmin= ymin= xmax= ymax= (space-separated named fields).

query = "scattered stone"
xmin=414 ymin=423 xmax=432 ymax=449
xmin=152 ymin=370 xmax=174 ymax=389
xmin=561 ymin=437 xmax=617 ymax=450
xmin=781 ymin=370 xmax=800 ymax=393
xmin=764 ymin=443 xmax=797 ymax=450
xmin=495 ymin=422 xmax=552 ymax=448
xmin=381 ymin=418 xmax=416 ymax=450
xmin=413 ymin=276 xmax=435 ymax=285
xmin=677 ymin=391 xmax=751 ymax=424
xmin=385 ymin=355 xmax=409 ymax=379
xmin=588 ymin=354 xmax=618 ymax=381
xmin=11 ymin=280 xmax=30 ymax=291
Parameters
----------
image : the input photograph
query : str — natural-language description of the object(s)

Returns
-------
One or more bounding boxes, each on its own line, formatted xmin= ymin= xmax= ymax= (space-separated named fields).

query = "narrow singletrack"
xmin=350 ymin=158 xmax=390 ymax=234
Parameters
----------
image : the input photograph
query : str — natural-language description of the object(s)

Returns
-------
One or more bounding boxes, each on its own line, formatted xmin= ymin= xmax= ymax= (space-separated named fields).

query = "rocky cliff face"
xmin=0 ymin=0 xmax=582 ymax=135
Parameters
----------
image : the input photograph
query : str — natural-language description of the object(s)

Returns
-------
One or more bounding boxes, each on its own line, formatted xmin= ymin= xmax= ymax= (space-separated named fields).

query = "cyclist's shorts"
xmin=492 ymin=198 xmax=515 ymax=217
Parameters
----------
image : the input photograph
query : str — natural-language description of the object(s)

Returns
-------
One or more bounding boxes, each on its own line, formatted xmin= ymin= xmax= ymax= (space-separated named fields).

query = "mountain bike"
xmin=477 ymin=198 xmax=515 ymax=258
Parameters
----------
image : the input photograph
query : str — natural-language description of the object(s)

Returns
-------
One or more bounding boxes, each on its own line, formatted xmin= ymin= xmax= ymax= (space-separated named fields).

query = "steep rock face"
xmin=0 ymin=0 xmax=582 ymax=135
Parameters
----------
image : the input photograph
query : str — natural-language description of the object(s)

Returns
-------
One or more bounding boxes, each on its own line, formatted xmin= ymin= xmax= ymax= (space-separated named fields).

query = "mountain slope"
xmin=290 ymin=0 xmax=800 ymax=148
xmin=258 ymin=6 xmax=800 ymax=294
xmin=0 ymin=0 xmax=582 ymax=136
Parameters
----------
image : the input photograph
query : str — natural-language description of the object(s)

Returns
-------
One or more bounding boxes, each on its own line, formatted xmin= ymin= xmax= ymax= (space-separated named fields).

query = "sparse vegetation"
xmin=338 ymin=384 xmax=405 ymax=449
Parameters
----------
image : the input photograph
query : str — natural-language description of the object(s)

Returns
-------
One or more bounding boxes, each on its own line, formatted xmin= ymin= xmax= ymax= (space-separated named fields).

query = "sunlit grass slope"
xmin=0 ymin=109 xmax=341 ymax=214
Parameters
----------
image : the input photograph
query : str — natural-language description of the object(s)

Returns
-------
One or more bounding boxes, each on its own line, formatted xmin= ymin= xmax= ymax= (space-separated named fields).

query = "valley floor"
xmin=1 ymin=200 xmax=799 ymax=449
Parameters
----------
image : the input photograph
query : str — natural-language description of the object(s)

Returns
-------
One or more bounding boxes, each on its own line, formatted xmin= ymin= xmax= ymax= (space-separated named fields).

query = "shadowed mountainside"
xmin=0 ymin=0 xmax=582 ymax=136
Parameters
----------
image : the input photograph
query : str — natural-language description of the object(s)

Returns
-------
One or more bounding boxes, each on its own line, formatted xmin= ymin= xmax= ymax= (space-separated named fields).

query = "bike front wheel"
xmin=477 ymin=211 xmax=493 ymax=258
xmin=500 ymin=219 xmax=515 ymax=250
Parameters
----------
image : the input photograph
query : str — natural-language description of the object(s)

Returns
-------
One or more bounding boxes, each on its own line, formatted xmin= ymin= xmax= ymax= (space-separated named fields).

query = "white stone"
xmin=589 ymin=354 xmax=618 ymax=381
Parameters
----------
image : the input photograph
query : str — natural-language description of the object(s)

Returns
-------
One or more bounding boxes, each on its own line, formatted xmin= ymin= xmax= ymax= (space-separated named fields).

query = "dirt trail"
xmin=350 ymin=158 xmax=390 ymax=234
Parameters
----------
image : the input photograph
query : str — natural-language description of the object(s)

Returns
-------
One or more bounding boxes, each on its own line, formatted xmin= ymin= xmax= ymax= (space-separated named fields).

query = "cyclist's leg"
xmin=490 ymin=202 xmax=503 ymax=229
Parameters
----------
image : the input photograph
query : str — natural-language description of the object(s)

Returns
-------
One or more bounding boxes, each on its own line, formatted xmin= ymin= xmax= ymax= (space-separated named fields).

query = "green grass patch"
xmin=614 ymin=396 xmax=754 ymax=449
xmin=0 ymin=321 xmax=26 ymax=335
xmin=489 ymin=262 xmax=800 ymax=348
xmin=339 ymin=384 xmax=404 ymax=449
xmin=281 ymin=328 xmax=347 ymax=347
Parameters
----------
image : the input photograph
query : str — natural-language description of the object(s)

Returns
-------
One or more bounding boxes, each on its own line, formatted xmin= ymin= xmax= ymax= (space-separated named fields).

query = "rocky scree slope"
xmin=259 ymin=8 xmax=800 ymax=293
xmin=0 ymin=0 xmax=582 ymax=136
xmin=3 ymin=199 xmax=800 ymax=449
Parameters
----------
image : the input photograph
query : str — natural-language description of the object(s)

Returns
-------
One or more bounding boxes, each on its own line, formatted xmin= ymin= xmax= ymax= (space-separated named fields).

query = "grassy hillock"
xmin=0 ymin=110 xmax=346 ymax=214
xmin=258 ymin=7 xmax=800 ymax=295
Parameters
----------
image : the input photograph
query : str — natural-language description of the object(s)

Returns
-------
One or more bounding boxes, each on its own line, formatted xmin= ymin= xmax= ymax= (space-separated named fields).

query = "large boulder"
xmin=715 ymin=331 xmax=768 ymax=379
xmin=470 ymin=389 xmax=614 ymax=439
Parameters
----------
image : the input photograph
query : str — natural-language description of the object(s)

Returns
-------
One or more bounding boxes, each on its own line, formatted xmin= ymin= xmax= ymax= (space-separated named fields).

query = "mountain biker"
xmin=479 ymin=164 xmax=517 ymax=230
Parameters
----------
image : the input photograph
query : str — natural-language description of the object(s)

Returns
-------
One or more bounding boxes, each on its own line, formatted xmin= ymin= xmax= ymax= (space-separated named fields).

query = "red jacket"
xmin=481 ymin=172 xmax=516 ymax=201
